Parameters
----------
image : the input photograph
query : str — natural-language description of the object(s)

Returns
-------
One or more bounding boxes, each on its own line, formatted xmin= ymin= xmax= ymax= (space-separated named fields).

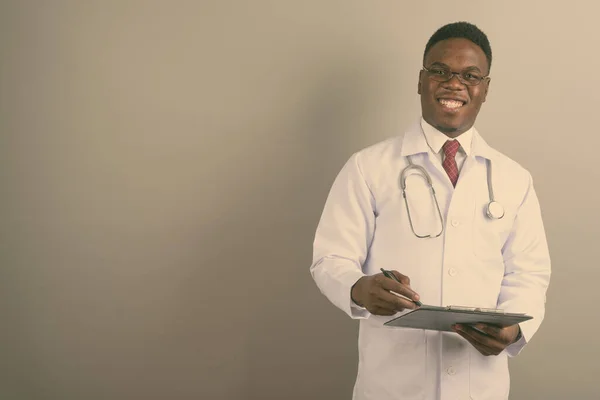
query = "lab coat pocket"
xmin=360 ymin=325 xmax=428 ymax=398
xmin=469 ymin=350 xmax=510 ymax=399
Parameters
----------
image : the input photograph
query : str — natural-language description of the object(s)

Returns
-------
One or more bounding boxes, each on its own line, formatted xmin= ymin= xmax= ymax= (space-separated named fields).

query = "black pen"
xmin=380 ymin=268 xmax=422 ymax=307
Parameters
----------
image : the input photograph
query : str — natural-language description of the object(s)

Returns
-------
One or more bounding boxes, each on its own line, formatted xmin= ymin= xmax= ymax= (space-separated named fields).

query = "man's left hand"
xmin=452 ymin=323 xmax=520 ymax=356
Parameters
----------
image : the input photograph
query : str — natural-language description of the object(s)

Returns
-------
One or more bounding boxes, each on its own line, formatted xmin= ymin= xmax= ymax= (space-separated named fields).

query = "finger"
xmin=489 ymin=324 xmax=521 ymax=346
xmin=455 ymin=325 xmax=502 ymax=355
xmin=377 ymin=275 xmax=420 ymax=302
xmin=473 ymin=323 xmax=504 ymax=339
xmin=454 ymin=329 xmax=496 ymax=356
xmin=374 ymin=289 xmax=417 ymax=311
xmin=369 ymin=296 xmax=399 ymax=314
xmin=468 ymin=323 xmax=516 ymax=347
xmin=456 ymin=324 xmax=498 ymax=346
xmin=366 ymin=283 xmax=409 ymax=311
xmin=390 ymin=270 xmax=410 ymax=286
xmin=388 ymin=291 xmax=419 ymax=310
xmin=466 ymin=324 xmax=496 ymax=338
xmin=367 ymin=304 xmax=396 ymax=316
xmin=363 ymin=286 xmax=402 ymax=313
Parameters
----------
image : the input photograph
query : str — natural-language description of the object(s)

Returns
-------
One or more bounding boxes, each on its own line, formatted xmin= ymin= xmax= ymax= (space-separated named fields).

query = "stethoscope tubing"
xmin=400 ymin=156 xmax=504 ymax=238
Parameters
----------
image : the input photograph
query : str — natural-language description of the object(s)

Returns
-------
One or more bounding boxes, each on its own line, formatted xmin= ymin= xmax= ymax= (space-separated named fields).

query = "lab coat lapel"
xmin=455 ymin=128 xmax=497 ymax=188
xmin=470 ymin=128 xmax=497 ymax=162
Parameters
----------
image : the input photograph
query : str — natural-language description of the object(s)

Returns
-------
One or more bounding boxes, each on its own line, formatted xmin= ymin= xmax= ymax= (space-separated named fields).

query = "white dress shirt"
xmin=420 ymin=117 xmax=473 ymax=172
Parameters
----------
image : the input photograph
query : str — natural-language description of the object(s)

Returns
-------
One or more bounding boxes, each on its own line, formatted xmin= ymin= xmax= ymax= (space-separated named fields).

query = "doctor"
xmin=310 ymin=22 xmax=551 ymax=400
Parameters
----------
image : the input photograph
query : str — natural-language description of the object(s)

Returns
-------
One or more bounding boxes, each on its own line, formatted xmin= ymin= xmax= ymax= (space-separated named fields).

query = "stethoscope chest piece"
xmin=486 ymin=201 xmax=505 ymax=220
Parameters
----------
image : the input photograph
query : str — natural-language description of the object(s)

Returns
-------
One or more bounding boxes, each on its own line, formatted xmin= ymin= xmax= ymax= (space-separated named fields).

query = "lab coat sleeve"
xmin=498 ymin=173 xmax=551 ymax=357
xmin=310 ymin=152 xmax=376 ymax=319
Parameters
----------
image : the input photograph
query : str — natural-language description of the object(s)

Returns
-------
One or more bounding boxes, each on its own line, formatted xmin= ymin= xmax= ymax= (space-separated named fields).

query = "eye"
xmin=463 ymin=72 xmax=482 ymax=81
xmin=430 ymin=68 xmax=447 ymax=76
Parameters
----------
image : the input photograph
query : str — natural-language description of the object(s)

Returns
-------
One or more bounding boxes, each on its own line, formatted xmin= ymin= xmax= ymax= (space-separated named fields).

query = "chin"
xmin=423 ymin=110 xmax=470 ymax=136
xmin=434 ymin=115 xmax=472 ymax=135
xmin=438 ymin=125 xmax=459 ymax=133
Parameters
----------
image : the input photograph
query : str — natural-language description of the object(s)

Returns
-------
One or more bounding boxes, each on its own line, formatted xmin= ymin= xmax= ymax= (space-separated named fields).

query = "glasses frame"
xmin=422 ymin=65 xmax=490 ymax=86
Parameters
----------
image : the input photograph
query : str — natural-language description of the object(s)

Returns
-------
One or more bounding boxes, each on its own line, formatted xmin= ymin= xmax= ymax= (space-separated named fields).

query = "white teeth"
xmin=439 ymin=99 xmax=463 ymax=108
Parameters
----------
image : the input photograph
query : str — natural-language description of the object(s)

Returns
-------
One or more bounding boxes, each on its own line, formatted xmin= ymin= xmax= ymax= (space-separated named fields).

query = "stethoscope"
xmin=399 ymin=156 xmax=504 ymax=239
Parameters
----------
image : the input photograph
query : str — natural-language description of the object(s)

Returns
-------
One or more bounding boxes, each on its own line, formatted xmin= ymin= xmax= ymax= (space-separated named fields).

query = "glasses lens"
xmin=427 ymin=67 xmax=451 ymax=82
xmin=426 ymin=67 xmax=483 ymax=86
xmin=460 ymin=72 xmax=483 ymax=85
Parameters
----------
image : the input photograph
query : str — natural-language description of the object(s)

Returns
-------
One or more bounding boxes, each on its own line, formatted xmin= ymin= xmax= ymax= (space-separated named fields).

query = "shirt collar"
xmin=399 ymin=116 xmax=498 ymax=162
xmin=420 ymin=117 xmax=473 ymax=157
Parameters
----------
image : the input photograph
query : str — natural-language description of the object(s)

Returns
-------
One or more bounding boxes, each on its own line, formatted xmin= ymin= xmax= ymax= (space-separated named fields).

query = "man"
xmin=309 ymin=22 xmax=551 ymax=400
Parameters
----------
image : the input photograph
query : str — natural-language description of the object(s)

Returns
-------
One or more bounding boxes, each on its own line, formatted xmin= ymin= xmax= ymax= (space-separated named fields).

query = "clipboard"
xmin=383 ymin=305 xmax=532 ymax=332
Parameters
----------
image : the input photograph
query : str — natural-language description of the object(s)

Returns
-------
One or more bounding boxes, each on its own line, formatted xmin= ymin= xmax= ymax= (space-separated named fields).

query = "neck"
xmin=439 ymin=128 xmax=462 ymax=139
xmin=431 ymin=122 xmax=472 ymax=139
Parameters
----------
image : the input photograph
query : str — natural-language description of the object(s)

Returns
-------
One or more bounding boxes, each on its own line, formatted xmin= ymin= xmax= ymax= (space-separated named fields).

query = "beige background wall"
xmin=1 ymin=1 xmax=598 ymax=399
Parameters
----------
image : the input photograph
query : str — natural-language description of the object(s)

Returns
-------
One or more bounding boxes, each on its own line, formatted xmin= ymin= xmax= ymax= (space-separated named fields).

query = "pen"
xmin=380 ymin=268 xmax=422 ymax=307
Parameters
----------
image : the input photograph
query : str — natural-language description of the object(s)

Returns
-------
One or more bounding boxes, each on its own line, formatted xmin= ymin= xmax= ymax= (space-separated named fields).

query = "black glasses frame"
xmin=422 ymin=65 xmax=489 ymax=86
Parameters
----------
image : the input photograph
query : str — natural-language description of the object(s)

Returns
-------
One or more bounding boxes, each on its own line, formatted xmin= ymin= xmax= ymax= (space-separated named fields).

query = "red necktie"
xmin=442 ymin=140 xmax=460 ymax=187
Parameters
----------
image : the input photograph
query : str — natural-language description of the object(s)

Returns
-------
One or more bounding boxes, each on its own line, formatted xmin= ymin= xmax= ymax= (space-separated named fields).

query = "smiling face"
xmin=418 ymin=38 xmax=490 ymax=137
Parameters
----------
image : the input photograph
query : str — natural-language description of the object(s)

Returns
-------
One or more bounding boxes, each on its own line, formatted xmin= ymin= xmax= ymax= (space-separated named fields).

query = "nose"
xmin=441 ymin=73 xmax=466 ymax=90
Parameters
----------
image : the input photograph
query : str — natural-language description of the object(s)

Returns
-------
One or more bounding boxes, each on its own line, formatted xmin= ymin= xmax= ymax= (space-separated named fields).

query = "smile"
xmin=437 ymin=98 xmax=466 ymax=110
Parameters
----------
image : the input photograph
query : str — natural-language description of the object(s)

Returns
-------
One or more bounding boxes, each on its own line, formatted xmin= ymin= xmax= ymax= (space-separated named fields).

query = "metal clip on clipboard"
xmin=447 ymin=306 xmax=506 ymax=314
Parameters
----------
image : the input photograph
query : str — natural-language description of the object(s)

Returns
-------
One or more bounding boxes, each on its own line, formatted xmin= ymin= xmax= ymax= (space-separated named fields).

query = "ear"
xmin=483 ymin=78 xmax=492 ymax=101
xmin=482 ymin=78 xmax=491 ymax=102
xmin=417 ymin=70 xmax=423 ymax=95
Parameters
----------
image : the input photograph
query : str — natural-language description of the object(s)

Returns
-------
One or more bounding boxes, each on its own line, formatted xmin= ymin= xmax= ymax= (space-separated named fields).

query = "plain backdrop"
xmin=1 ymin=1 xmax=599 ymax=399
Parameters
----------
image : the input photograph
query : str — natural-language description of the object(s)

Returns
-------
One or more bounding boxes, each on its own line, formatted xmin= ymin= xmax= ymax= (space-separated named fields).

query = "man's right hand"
xmin=351 ymin=270 xmax=420 ymax=316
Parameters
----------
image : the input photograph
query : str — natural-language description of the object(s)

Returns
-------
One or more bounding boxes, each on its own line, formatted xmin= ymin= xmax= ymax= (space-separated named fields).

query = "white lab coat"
xmin=310 ymin=118 xmax=551 ymax=400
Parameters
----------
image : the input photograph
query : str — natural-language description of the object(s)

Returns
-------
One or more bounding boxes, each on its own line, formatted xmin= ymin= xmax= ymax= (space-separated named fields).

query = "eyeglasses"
xmin=422 ymin=65 xmax=489 ymax=86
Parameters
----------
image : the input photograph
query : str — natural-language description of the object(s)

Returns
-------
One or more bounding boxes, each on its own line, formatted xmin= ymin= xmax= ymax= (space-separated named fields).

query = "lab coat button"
xmin=451 ymin=219 xmax=460 ymax=227
xmin=448 ymin=268 xmax=457 ymax=277
xmin=447 ymin=366 xmax=456 ymax=375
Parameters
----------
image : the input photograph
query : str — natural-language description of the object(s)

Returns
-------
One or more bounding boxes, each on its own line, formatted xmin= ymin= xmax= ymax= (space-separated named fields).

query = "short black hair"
xmin=423 ymin=22 xmax=492 ymax=72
